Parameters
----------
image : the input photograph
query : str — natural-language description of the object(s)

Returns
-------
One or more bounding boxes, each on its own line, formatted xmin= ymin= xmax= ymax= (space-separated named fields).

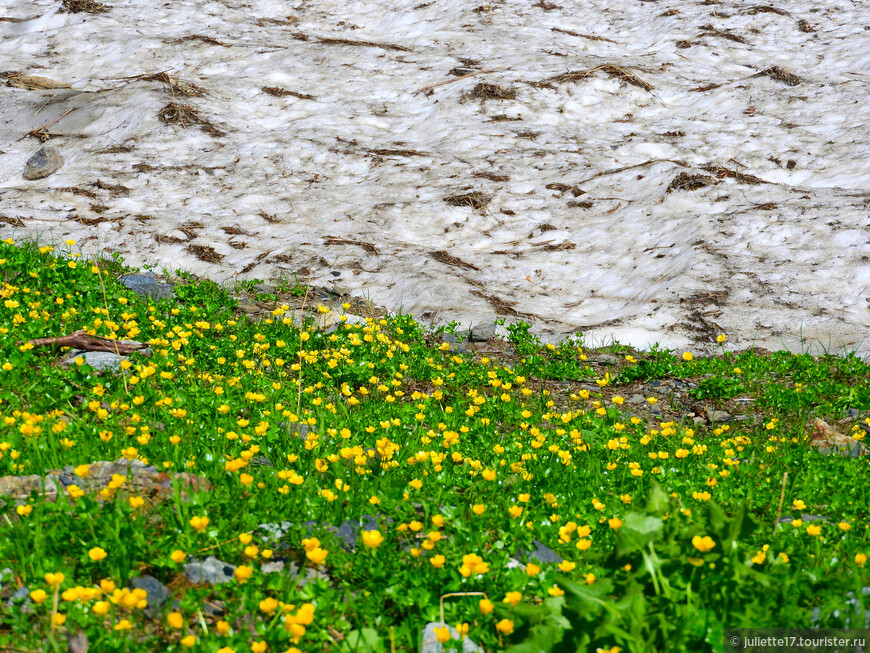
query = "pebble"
xmin=467 ymin=322 xmax=497 ymax=342
xmin=118 ymin=273 xmax=175 ymax=300
xmin=710 ymin=410 xmax=732 ymax=423
xmin=515 ymin=538 xmax=563 ymax=564
xmin=60 ymin=340 xmax=149 ymax=372
xmin=7 ymin=586 xmax=31 ymax=610
xmin=131 ymin=575 xmax=171 ymax=617
xmin=441 ymin=333 xmax=468 ymax=354
xmin=23 ymin=145 xmax=63 ymax=180
xmin=184 ymin=557 xmax=236 ymax=585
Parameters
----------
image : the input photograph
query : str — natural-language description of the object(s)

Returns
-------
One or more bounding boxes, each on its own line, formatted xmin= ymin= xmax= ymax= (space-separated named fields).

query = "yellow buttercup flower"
xmin=692 ymin=536 xmax=715 ymax=553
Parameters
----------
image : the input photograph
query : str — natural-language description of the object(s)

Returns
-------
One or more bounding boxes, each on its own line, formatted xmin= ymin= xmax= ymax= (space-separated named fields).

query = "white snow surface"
xmin=1 ymin=0 xmax=869 ymax=356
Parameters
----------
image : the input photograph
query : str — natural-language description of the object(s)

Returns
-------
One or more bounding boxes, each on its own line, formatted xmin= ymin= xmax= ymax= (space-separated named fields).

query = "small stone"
xmin=67 ymin=630 xmax=89 ymax=653
xmin=441 ymin=333 xmax=468 ymax=353
xmin=23 ymin=145 xmax=63 ymax=180
xmin=468 ymin=323 xmax=497 ymax=342
xmin=258 ymin=521 xmax=294 ymax=542
xmin=591 ymin=353 xmax=619 ymax=365
xmin=261 ymin=559 xmax=286 ymax=574
xmin=7 ymin=586 xmax=31 ymax=610
xmin=118 ymin=274 xmax=175 ymax=300
xmin=626 ymin=394 xmax=646 ymax=405
xmin=131 ymin=575 xmax=170 ymax=617
xmin=710 ymin=410 xmax=732 ymax=423
xmin=61 ymin=350 xmax=125 ymax=371
xmin=515 ymin=539 xmax=563 ymax=564
xmin=184 ymin=557 xmax=236 ymax=585
xmin=421 ymin=622 xmax=483 ymax=653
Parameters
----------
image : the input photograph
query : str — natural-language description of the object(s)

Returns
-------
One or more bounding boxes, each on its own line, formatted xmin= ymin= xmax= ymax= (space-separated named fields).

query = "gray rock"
xmin=184 ymin=556 xmax=236 ymax=585
xmin=516 ymin=538 xmax=563 ymax=564
xmin=420 ymin=622 xmax=483 ymax=653
xmin=131 ymin=575 xmax=170 ymax=617
xmin=283 ymin=561 xmax=330 ymax=587
xmin=285 ymin=422 xmax=312 ymax=441
xmin=710 ymin=410 xmax=732 ymax=423
xmin=7 ymin=586 xmax=30 ymax=610
xmin=23 ymin=145 xmax=63 ymax=180
xmin=468 ymin=323 xmax=497 ymax=342
xmin=118 ymin=273 xmax=175 ymax=300
xmin=258 ymin=521 xmax=295 ymax=542
xmin=441 ymin=333 xmax=468 ymax=354
xmin=591 ymin=353 xmax=619 ymax=365
xmin=261 ymin=559 xmax=286 ymax=574
xmin=626 ymin=394 xmax=647 ymax=405
xmin=62 ymin=350 xmax=125 ymax=371
xmin=67 ymin=630 xmax=89 ymax=653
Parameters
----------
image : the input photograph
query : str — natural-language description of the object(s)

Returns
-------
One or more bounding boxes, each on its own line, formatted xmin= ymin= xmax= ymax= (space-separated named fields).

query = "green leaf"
xmin=340 ymin=628 xmax=384 ymax=653
xmin=615 ymin=513 xmax=664 ymax=557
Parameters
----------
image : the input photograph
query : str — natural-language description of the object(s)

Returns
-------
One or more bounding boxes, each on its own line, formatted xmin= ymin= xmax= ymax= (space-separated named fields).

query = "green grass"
xmin=0 ymin=237 xmax=868 ymax=652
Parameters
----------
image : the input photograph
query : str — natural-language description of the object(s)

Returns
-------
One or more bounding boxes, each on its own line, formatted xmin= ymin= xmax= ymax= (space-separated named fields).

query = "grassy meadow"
xmin=0 ymin=237 xmax=868 ymax=652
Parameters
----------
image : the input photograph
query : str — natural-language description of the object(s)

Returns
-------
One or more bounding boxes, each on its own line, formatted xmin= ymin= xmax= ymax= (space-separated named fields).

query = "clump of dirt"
xmin=754 ymin=66 xmax=802 ymax=86
xmin=60 ymin=0 xmax=110 ymax=13
xmin=463 ymin=82 xmax=517 ymax=100
xmin=443 ymin=191 xmax=491 ymax=211
xmin=667 ymin=172 xmax=717 ymax=193
xmin=158 ymin=103 xmax=224 ymax=136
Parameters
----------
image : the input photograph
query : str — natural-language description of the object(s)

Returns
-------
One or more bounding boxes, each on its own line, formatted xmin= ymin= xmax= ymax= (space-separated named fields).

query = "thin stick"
xmin=773 ymin=471 xmax=788 ymax=537
xmin=414 ymin=67 xmax=504 ymax=95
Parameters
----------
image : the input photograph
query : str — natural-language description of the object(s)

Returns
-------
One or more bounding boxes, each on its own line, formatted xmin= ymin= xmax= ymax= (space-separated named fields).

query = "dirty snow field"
xmin=1 ymin=0 xmax=869 ymax=356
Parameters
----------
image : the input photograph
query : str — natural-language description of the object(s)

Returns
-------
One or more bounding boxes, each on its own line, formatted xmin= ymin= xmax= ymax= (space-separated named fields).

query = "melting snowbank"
xmin=1 ymin=0 xmax=868 ymax=356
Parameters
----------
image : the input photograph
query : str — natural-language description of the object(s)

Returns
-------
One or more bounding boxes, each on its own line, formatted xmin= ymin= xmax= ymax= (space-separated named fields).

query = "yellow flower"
xmin=259 ymin=597 xmax=279 ymax=614
xmin=838 ymin=522 xmax=851 ymax=531
xmin=45 ymin=572 xmax=65 ymax=587
xmin=430 ymin=554 xmax=446 ymax=568
xmin=170 ymin=550 xmax=186 ymax=563
xmin=167 ymin=612 xmax=184 ymax=629
xmin=306 ymin=547 xmax=328 ymax=564
xmin=240 ymin=473 xmax=254 ymax=486
xmin=361 ymin=530 xmax=384 ymax=549
xmin=548 ymin=585 xmax=565 ymax=596
xmin=751 ymin=551 xmax=766 ymax=565
xmin=88 ymin=547 xmax=108 ymax=562
xmin=608 ymin=517 xmax=623 ymax=530
xmin=251 ymin=642 xmax=268 ymax=653
xmin=16 ymin=504 xmax=32 ymax=517
xmin=792 ymin=499 xmax=806 ymax=510
xmin=472 ymin=504 xmax=486 ymax=515
xmin=29 ymin=589 xmax=48 ymax=604
xmin=189 ymin=516 xmax=210 ymax=531
xmin=682 ymin=352 xmax=693 ymax=361
xmin=806 ymin=524 xmax=822 ymax=536
xmin=526 ymin=563 xmax=540 ymax=576
xmin=558 ymin=560 xmax=576 ymax=572
xmin=496 ymin=619 xmax=514 ymax=635
xmin=234 ymin=565 xmax=253 ymax=583
xmin=180 ymin=635 xmax=196 ymax=648
xmin=479 ymin=598 xmax=494 ymax=615
xmin=716 ymin=334 xmax=727 ymax=343
xmin=216 ymin=620 xmax=232 ymax=635
xmin=244 ymin=545 xmax=260 ymax=558
xmin=434 ymin=626 xmax=451 ymax=644
xmin=52 ymin=613 xmax=67 ymax=627
xmin=114 ymin=619 xmax=133 ymax=630
xmin=855 ymin=553 xmax=867 ymax=566
xmin=129 ymin=496 xmax=144 ymax=509
xmin=503 ymin=591 xmax=522 ymax=607
xmin=585 ymin=573 xmax=596 ymax=585
xmin=692 ymin=536 xmax=715 ymax=553
xmin=92 ymin=600 xmax=110 ymax=615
